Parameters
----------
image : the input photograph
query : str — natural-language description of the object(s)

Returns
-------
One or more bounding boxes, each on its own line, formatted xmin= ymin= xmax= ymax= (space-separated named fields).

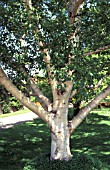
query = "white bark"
xmin=22 ymin=0 xmax=58 ymax=111
xmin=49 ymin=81 xmax=73 ymax=160
xmin=49 ymin=110 xmax=72 ymax=160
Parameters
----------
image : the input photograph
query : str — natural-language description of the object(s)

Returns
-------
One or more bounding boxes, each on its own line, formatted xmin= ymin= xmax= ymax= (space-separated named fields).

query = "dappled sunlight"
xmin=71 ymin=109 xmax=110 ymax=166
xmin=0 ymin=119 xmax=51 ymax=169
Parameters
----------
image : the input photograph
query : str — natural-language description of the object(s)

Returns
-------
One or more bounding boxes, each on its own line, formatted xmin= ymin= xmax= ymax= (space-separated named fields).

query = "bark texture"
xmin=49 ymin=111 xmax=72 ymax=160
xmin=49 ymin=81 xmax=73 ymax=160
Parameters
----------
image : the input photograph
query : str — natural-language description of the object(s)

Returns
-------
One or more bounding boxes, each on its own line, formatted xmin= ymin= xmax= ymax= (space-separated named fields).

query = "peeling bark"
xmin=1 ymin=0 xmax=110 ymax=162
xmin=49 ymin=110 xmax=72 ymax=160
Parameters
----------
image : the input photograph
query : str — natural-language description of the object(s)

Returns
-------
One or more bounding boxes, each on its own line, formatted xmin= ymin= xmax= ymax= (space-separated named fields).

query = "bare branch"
xmin=17 ymin=25 xmax=52 ymax=111
xmin=83 ymin=72 xmax=109 ymax=90
xmin=56 ymin=81 xmax=73 ymax=114
xmin=17 ymin=4 xmax=52 ymax=112
xmin=83 ymin=45 xmax=110 ymax=56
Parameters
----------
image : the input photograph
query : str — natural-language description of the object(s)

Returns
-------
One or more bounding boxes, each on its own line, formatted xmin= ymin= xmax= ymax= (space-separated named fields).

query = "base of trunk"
xmin=50 ymin=128 xmax=72 ymax=161
xmin=49 ymin=108 xmax=72 ymax=161
xmin=50 ymin=154 xmax=73 ymax=161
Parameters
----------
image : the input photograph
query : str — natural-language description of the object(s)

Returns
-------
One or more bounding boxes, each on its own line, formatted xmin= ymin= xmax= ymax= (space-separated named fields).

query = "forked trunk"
xmin=49 ymin=109 xmax=72 ymax=160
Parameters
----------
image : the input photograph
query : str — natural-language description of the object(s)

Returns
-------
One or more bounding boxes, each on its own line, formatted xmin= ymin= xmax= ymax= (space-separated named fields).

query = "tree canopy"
xmin=0 ymin=0 xmax=110 ymax=160
xmin=0 ymin=0 xmax=110 ymax=99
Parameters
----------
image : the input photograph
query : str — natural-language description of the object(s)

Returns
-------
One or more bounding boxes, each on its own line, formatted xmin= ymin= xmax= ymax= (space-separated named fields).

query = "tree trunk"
xmin=0 ymin=104 xmax=3 ymax=114
xmin=10 ymin=106 xmax=18 ymax=112
xmin=49 ymin=109 xmax=72 ymax=160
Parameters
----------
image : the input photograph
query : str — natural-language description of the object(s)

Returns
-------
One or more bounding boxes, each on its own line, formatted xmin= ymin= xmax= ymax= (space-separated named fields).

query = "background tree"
xmin=0 ymin=0 xmax=110 ymax=160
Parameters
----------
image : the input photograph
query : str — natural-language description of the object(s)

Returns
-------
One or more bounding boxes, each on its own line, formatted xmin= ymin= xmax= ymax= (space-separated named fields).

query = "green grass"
xmin=71 ymin=108 xmax=110 ymax=166
xmin=0 ymin=109 xmax=30 ymax=118
xmin=0 ymin=108 xmax=110 ymax=170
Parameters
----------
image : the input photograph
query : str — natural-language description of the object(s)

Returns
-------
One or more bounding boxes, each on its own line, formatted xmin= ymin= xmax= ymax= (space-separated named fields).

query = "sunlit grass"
xmin=0 ymin=109 xmax=30 ymax=118
xmin=0 ymin=108 xmax=110 ymax=169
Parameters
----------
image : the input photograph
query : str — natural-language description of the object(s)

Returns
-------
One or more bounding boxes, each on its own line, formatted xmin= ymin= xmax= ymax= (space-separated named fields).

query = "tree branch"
xmin=29 ymin=78 xmax=52 ymax=111
xmin=83 ymin=45 xmax=110 ymax=56
xmin=69 ymin=85 xmax=110 ymax=133
xmin=83 ymin=72 xmax=109 ymax=90
xmin=22 ymin=0 xmax=33 ymax=10
xmin=67 ymin=0 xmax=84 ymax=23
xmin=17 ymin=2 xmax=53 ymax=112
xmin=0 ymin=68 xmax=49 ymax=123
xmin=70 ymin=89 xmax=77 ymax=99
xmin=22 ymin=0 xmax=58 ymax=107
xmin=19 ymin=66 xmax=52 ymax=111
xmin=38 ymin=42 xmax=58 ymax=106
xmin=14 ymin=25 xmax=52 ymax=111
xmin=94 ymin=73 xmax=109 ymax=90
xmin=56 ymin=81 xmax=73 ymax=115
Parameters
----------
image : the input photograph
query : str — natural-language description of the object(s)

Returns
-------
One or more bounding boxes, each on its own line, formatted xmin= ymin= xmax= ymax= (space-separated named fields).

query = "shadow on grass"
xmin=0 ymin=109 xmax=110 ymax=170
xmin=0 ymin=119 xmax=51 ymax=170
xmin=71 ymin=110 xmax=110 ymax=167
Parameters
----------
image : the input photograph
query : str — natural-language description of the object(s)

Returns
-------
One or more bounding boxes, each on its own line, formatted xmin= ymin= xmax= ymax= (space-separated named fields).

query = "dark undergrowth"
xmin=23 ymin=153 xmax=108 ymax=170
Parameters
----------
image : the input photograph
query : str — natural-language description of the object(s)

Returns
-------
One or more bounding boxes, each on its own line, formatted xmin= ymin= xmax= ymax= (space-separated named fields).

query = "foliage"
xmin=0 ymin=84 xmax=24 ymax=113
xmin=37 ymin=78 xmax=52 ymax=101
xmin=0 ymin=0 xmax=110 ymax=104
xmin=23 ymin=153 xmax=108 ymax=170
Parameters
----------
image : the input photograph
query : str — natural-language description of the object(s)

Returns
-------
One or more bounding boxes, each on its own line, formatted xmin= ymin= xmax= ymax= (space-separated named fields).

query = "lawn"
xmin=0 ymin=108 xmax=110 ymax=170
xmin=0 ymin=109 xmax=30 ymax=118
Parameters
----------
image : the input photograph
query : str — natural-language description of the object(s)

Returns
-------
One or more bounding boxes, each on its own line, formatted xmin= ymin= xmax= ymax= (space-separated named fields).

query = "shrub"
xmin=23 ymin=153 xmax=108 ymax=170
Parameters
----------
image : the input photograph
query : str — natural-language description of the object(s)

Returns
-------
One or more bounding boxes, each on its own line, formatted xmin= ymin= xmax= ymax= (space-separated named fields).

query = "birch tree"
xmin=0 ymin=0 xmax=110 ymax=160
